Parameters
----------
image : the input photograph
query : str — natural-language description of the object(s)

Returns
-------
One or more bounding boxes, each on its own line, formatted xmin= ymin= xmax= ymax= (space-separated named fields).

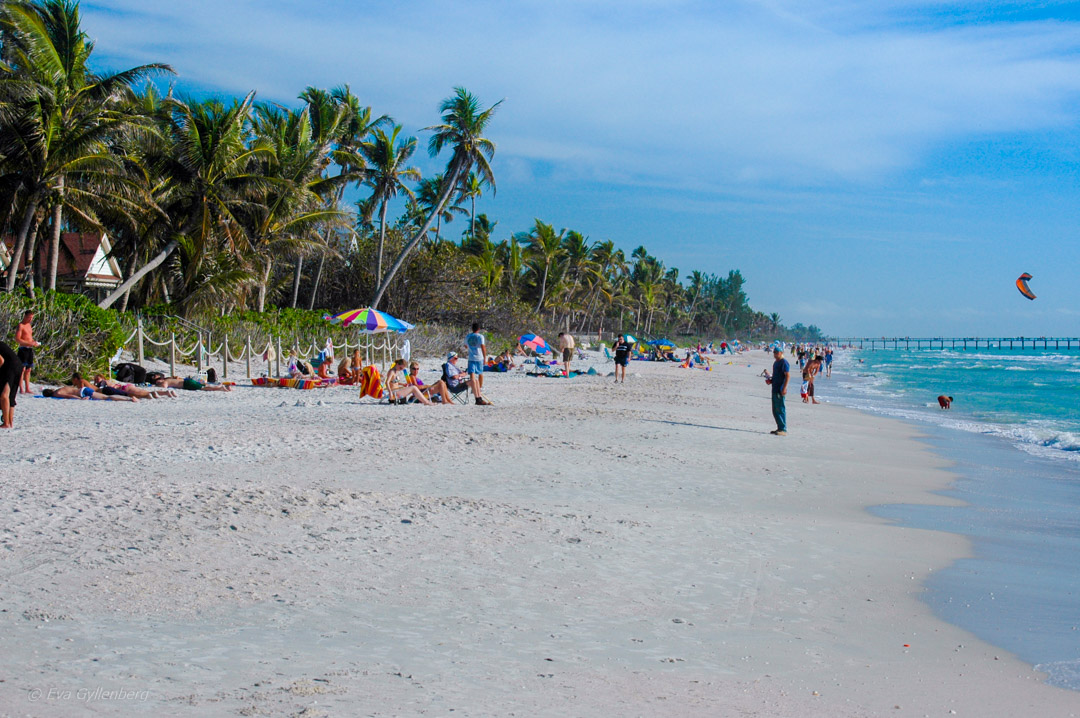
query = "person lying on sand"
xmin=385 ymin=359 xmax=434 ymax=405
xmin=93 ymin=373 xmax=176 ymax=399
xmin=43 ymin=385 xmax=137 ymax=401
xmin=153 ymin=376 xmax=232 ymax=392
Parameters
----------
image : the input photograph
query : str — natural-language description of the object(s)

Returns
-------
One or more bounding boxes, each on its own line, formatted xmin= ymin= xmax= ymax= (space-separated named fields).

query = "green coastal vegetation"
xmin=0 ymin=0 xmax=821 ymax=379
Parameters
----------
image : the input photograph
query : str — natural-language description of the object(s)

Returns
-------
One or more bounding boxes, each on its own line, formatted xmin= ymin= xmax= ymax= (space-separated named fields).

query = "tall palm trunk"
xmin=535 ymin=261 xmax=550 ymax=313
xmin=290 ymin=256 xmax=303 ymax=308
xmin=470 ymin=194 xmax=476 ymax=239
xmin=376 ymin=198 xmax=388 ymax=287
xmin=371 ymin=164 xmax=463 ymax=310
xmin=47 ymin=176 xmax=64 ymax=291
xmin=257 ymin=258 xmax=273 ymax=312
xmin=25 ymin=211 xmax=44 ymax=290
xmin=4 ymin=192 xmax=41 ymax=292
xmin=307 ymin=251 xmax=325 ymax=310
xmin=98 ymin=238 xmax=179 ymax=309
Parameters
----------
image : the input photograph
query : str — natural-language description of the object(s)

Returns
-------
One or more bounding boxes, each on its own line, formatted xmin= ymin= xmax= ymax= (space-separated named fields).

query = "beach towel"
xmin=359 ymin=365 xmax=383 ymax=399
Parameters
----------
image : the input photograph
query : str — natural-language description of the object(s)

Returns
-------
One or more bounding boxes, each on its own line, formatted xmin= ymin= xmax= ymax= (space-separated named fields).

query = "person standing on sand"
xmin=612 ymin=334 xmax=631 ymax=383
xmin=465 ymin=323 xmax=493 ymax=405
xmin=770 ymin=347 xmax=790 ymax=436
xmin=15 ymin=310 xmax=40 ymax=394
xmin=558 ymin=331 xmax=575 ymax=376
xmin=0 ymin=340 xmax=23 ymax=428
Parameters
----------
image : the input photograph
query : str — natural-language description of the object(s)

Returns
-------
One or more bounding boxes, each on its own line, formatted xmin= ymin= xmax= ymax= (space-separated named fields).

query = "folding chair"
xmin=441 ymin=363 xmax=472 ymax=404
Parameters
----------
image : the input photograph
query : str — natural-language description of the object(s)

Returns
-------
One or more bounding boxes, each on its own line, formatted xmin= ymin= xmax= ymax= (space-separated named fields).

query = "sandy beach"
xmin=1 ymin=351 xmax=1077 ymax=717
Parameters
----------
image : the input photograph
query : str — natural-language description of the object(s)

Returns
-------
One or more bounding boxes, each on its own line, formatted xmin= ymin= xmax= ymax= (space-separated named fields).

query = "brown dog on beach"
xmin=937 ymin=395 xmax=953 ymax=410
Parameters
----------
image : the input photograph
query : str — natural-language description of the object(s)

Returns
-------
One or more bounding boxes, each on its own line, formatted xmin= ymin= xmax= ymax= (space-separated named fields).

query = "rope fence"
xmin=122 ymin=318 xmax=404 ymax=380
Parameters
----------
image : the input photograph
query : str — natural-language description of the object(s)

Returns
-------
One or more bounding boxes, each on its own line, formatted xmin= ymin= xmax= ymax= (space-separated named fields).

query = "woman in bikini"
xmin=385 ymin=359 xmax=434 ymax=405
xmin=407 ymin=361 xmax=453 ymax=404
xmin=92 ymin=373 xmax=176 ymax=399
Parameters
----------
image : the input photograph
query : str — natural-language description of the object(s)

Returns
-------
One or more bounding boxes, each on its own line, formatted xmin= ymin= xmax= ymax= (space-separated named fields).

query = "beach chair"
xmin=603 ymin=346 xmax=615 ymax=362
xmin=441 ymin=363 xmax=472 ymax=404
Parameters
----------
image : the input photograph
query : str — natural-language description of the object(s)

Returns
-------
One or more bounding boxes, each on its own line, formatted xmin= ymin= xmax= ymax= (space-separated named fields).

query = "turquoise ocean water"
xmin=827 ymin=348 xmax=1080 ymax=690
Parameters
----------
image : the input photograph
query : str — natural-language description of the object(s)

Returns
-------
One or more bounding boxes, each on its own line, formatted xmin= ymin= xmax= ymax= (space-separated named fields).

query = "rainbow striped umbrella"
xmin=324 ymin=307 xmax=415 ymax=333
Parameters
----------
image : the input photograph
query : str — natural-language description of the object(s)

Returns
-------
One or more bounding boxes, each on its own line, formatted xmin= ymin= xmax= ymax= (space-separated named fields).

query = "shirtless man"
xmin=43 ymin=384 xmax=137 ymax=401
xmin=15 ymin=310 xmax=40 ymax=394
xmin=153 ymin=376 xmax=232 ymax=392
xmin=558 ymin=332 xmax=575 ymax=376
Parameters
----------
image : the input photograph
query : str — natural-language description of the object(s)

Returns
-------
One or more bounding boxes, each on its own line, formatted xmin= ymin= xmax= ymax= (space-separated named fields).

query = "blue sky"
xmin=82 ymin=0 xmax=1080 ymax=336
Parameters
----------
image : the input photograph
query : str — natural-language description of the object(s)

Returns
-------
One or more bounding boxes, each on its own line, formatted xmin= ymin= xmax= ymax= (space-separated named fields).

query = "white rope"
xmin=122 ymin=327 xmax=139 ymax=346
xmin=143 ymin=334 xmax=172 ymax=347
xmin=174 ymin=342 xmax=198 ymax=357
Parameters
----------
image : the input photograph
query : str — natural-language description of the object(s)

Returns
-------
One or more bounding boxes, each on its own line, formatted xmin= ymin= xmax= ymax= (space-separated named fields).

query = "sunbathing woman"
xmin=385 ymin=359 xmax=434 ymax=405
xmin=153 ymin=376 xmax=232 ymax=392
xmin=336 ymin=356 xmax=354 ymax=384
xmin=93 ymin=373 xmax=176 ymax=399
xmin=43 ymin=384 xmax=137 ymax=401
xmin=408 ymin=361 xmax=453 ymax=404
xmin=316 ymin=356 xmax=335 ymax=380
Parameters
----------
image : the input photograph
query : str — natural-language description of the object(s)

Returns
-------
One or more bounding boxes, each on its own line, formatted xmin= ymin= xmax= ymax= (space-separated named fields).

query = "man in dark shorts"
xmin=770 ymin=347 xmax=790 ymax=436
xmin=15 ymin=309 xmax=39 ymax=394
xmin=0 ymin=340 xmax=23 ymax=428
xmin=612 ymin=334 xmax=631 ymax=383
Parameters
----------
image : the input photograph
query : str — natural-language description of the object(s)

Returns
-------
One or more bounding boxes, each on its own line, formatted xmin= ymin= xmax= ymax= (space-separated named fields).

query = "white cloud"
xmin=83 ymin=0 xmax=1080 ymax=190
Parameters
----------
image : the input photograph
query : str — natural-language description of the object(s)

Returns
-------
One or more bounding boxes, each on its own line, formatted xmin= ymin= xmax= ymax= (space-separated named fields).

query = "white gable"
xmin=87 ymin=242 xmax=118 ymax=278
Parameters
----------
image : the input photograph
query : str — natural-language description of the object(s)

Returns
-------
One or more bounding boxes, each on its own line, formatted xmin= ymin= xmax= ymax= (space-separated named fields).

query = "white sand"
xmin=1 ymin=351 xmax=1077 ymax=717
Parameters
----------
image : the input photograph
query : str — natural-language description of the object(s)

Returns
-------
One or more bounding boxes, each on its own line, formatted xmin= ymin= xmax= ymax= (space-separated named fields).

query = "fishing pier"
xmin=827 ymin=337 xmax=1080 ymax=350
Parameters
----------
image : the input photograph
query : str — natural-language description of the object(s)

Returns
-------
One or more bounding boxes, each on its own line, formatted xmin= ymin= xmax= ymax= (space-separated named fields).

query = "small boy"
xmin=15 ymin=310 xmax=40 ymax=394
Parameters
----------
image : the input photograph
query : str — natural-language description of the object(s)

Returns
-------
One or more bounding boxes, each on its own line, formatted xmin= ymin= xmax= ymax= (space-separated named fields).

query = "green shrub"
xmin=0 ymin=290 xmax=127 ymax=382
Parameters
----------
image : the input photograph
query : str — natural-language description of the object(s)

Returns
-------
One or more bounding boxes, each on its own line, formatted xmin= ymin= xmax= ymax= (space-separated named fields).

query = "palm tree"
xmin=301 ymin=85 xmax=389 ymax=309
xmin=0 ymin=0 xmax=171 ymax=292
xmin=98 ymin=94 xmax=264 ymax=309
xmin=769 ymin=312 xmax=780 ymax=331
xmin=371 ymin=87 xmax=500 ymax=309
xmin=416 ymin=173 xmax=464 ymax=244
xmin=358 ymin=124 xmax=419 ymax=288
xmin=458 ymin=171 xmax=484 ymax=240
xmin=244 ymin=102 xmax=347 ymax=312
xmin=526 ymin=219 xmax=565 ymax=312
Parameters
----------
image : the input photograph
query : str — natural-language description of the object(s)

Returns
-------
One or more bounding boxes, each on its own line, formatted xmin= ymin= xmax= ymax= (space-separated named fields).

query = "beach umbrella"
xmin=519 ymin=333 xmax=551 ymax=354
xmin=324 ymin=307 xmax=414 ymax=333
xmin=623 ymin=334 xmax=638 ymax=345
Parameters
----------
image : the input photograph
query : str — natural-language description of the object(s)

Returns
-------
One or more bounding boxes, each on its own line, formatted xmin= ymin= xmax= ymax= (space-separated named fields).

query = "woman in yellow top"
xmin=385 ymin=359 xmax=434 ymax=405
xmin=407 ymin=361 xmax=453 ymax=404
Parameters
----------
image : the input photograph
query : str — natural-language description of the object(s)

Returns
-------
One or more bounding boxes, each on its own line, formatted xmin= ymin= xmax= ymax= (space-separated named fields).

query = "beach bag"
xmin=114 ymin=362 xmax=147 ymax=384
xmin=206 ymin=368 xmax=217 ymax=384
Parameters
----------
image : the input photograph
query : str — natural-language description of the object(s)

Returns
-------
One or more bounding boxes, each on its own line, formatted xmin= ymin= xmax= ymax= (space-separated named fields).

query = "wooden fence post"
xmin=169 ymin=333 xmax=176 ymax=377
xmin=137 ymin=318 xmax=144 ymax=365
xmin=246 ymin=336 xmax=252 ymax=379
xmin=223 ymin=335 xmax=229 ymax=379
xmin=276 ymin=335 xmax=282 ymax=378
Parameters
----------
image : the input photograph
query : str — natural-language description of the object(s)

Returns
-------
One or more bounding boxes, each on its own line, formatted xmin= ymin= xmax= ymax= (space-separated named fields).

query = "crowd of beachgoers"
xmin=1 ymin=307 xmax=835 ymax=430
